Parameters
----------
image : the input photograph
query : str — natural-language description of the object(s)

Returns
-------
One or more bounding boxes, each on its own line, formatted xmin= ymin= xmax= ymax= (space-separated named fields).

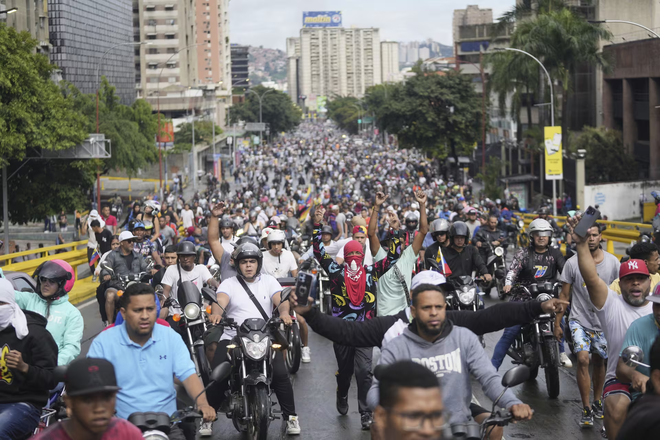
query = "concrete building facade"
xmin=380 ymin=41 xmax=399 ymax=82
xmin=1 ymin=0 xmax=50 ymax=55
xmin=452 ymin=5 xmax=492 ymax=44
xmin=230 ymin=44 xmax=249 ymax=88
xmin=286 ymin=37 xmax=301 ymax=103
xmin=297 ymin=27 xmax=381 ymax=105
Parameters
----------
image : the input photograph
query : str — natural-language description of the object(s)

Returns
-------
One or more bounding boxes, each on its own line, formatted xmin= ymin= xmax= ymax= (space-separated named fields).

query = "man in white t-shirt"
xmin=218 ymin=218 xmax=237 ymax=254
xmin=204 ymin=242 xmax=301 ymax=435
xmin=569 ymin=215 xmax=653 ymax=440
xmin=262 ymin=230 xmax=298 ymax=279
xmin=84 ymin=210 xmax=105 ymax=266
xmin=180 ymin=204 xmax=195 ymax=229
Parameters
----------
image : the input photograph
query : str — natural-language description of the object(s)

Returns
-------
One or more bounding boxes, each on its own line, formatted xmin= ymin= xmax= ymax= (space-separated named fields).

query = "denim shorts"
xmin=569 ymin=320 xmax=608 ymax=359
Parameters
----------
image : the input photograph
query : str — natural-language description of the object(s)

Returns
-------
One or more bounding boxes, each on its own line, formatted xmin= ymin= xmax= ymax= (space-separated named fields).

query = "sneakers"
xmin=579 ymin=406 xmax=594 ymax=428
xmin=199 ymin=421 xmax=213 ymax=437
xmin=302 ymin=346 xmax=311 ymax=363
xmin=592 ymin=400 xmax=604 ymax=419
xmin=361 ymin=413 xmax=373 ymax=430
xmin=287 ymin=415 xmax=301 ymax=435
xmin=560 ymin=352 xmax=573 ymax=368
xmin=601 ymin=426 xmax=608 ymax=438
xmin=336 ymin=392 xmax=349 ymax=415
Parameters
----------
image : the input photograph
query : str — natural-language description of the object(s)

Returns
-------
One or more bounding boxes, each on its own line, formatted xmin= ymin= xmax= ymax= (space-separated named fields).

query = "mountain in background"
xmin=398 ymin=39 xmax=453 ymax=67
xmin=247 ymin=46 xmax=287 ymax=90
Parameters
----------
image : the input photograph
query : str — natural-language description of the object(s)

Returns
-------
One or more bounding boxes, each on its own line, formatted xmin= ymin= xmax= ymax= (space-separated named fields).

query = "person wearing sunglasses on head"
xmin=3 ymin=259 xmax=83 ymax=367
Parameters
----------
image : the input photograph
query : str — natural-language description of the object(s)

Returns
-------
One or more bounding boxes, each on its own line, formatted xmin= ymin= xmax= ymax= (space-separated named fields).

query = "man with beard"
xmin=568 ymin=214 xmax=653 ymax=439
xmin=312 ymin=206 xmax=396 ymax=430
xmin=367 ymin=283 xmax=533 ymax=439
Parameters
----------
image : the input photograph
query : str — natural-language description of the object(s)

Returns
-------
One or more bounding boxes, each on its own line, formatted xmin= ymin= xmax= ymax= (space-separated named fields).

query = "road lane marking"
xmin=77 ymin=298 xmax=96 ymax=310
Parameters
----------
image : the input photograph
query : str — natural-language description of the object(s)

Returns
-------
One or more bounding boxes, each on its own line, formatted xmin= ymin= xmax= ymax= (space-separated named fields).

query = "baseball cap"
xmin=411 ymin=271 xmax=448 ymax=290
xmin=65 ymin=358 xmax=121 ymax=397
xmin=619 ymin=259 xmax=650 ymax=279
xmin=647 ymin=283 xmax=660 ymax=304
xmin=118 ymin=231 xmax=136 ymax=242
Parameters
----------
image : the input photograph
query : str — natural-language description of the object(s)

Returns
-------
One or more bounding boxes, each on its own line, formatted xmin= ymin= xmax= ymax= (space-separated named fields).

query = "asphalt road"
xmin=77 ymin=290 xmax=606 ymax=440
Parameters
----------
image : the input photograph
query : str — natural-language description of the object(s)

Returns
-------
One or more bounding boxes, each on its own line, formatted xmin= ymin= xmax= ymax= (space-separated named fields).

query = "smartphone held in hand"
xmin=573 ymin=206 xmax=600 ymax=237
xmin=294 ymin=272 xmax=317 ymax=306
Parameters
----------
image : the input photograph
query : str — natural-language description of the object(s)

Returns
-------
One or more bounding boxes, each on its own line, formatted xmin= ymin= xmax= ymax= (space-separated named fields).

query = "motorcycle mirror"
xmin=53 ymin=365 xmax=68 ymax=383
xmin=154 ymin=284 xmax=164 ymax=294
xmin=201 ymin=287 xmax=221 ymax=307
xmin=209 ymin=361 xmax=232 ymax=383
xmin=621 ymin=346 xmax=649 ymax=368
xmin=209 ymin=264 xmax=220 ymax=276
xmin=280 ymin=287 xmax=292 ymax=303
xmin=501 ymin=365 xmax=530 ymax=388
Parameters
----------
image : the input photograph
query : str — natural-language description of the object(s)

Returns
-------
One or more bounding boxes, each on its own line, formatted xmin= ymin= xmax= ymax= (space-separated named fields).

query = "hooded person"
xmin=11 ymin=259 xmax=84 ymax=366
xmin=0 ymin=278 xmax=58 ymax=439
xmin=311 ymin=206 xmax=397 ymax=430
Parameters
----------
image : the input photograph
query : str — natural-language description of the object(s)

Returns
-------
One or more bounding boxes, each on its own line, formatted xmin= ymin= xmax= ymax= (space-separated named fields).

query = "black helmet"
xmin=177 ymin=241 xmax=197 ymax=256
xmin=321 ymin=225 xmax=334 ymax=235
xmin=235 ymin=236 xmax=259 ymax=247
xmin=220 ymin=219 xmax=235 ymax=229
xmin=449 ymin=221 xmax=469 ymax=247
xmin=231 ymin=242 xmax=263 ymax=280
xmin=538 ymin=206 xmax=550 ymax=216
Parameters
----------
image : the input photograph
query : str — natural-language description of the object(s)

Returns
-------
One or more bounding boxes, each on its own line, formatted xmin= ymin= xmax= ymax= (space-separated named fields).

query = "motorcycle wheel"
xmin=195 ymin=344 xmax=212 ymax=386
xmin=527 ymin=365 xmax=539 ymax=381
xmin=248 ymin=384 xmax=270 ymax=440
xmin=543 ymin=343 xmax=561 ymax=399
xmin=285 ymin=324 xmax=302 ymax=374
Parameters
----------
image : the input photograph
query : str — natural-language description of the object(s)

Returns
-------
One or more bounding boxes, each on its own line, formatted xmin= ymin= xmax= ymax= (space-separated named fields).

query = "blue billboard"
xmin=303 ymin=11 xmax=342 ymax=28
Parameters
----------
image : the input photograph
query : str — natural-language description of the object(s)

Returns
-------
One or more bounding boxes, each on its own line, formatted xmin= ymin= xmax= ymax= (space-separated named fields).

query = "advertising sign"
xmin=544 ymin=126 xmax=563 ymax=180
xmin=317 ymin=96 xmax=327 ymax=113
xmin=303 ymin=11 xmax=342 ymax=28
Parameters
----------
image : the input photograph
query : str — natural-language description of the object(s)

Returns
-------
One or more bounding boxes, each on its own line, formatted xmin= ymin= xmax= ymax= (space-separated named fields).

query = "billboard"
xmin=544 ymin=126 xmax=563 ymax=180
xmin=303 ymin=11 xmax=342 ymax=28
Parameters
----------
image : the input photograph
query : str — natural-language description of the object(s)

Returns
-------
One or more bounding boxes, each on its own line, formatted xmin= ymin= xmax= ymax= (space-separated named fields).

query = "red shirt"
xmin=34 ymin=418 xmax=143 ymax=439
xmin=102 ymin=214 xmax=118 ymax=227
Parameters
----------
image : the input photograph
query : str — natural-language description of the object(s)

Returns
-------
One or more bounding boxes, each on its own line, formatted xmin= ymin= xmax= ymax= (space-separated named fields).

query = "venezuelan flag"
xmin=89 ymin=248 xmax=101 ymax=267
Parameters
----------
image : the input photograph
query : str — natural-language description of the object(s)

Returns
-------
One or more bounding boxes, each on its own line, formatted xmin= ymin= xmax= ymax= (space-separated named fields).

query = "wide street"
xmin=76 ymin=292 xmax=603 ymax=440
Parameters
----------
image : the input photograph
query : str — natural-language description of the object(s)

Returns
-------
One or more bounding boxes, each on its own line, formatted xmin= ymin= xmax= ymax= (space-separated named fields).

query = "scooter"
xmin=445 ymin=275 xmax=486 ymax=348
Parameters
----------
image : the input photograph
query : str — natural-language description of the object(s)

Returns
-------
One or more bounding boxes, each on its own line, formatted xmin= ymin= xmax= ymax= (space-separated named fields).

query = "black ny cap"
xmin=65 ymin=358 xmax=121 ymax=397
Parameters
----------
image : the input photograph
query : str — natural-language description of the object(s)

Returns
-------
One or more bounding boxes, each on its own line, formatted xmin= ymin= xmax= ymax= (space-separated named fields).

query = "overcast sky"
xmin=229 ymin=0 xmax=516 ymax=50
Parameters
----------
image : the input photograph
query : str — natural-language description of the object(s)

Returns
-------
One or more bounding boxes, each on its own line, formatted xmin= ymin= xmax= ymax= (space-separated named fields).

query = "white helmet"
xmin=430 ymin=219 xmax=450 ymax=235
xmin=528 ymin=219 xmax=553 ymax=237
xmin=267 ymin=229 xmax=287 ymax=248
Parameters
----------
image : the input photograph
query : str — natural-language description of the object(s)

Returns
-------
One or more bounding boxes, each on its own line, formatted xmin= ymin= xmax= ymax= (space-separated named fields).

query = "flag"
xmin=299 ymin=204 xmax=312 ymax=223
xmin=89 ymin=248 xmax=101 ymax=267
xmin=435 ymin=247 xmax=452 ymax=277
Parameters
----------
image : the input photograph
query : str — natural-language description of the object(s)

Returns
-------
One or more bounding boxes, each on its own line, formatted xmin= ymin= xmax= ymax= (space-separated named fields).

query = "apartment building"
xmin=1 ymin=0 xmax=49 ymax=55
xmin=380 ymin=41 xmax=400 ymax=82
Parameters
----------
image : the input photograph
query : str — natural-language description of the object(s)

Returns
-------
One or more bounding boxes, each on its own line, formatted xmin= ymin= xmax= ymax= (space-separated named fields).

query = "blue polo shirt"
xmin=88 ymin=322 xmax=196 ymax=419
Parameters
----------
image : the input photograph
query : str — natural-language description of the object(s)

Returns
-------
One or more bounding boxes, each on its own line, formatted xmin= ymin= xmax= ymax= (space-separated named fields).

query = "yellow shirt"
xmin=610 ymin=272 xmax=660 ymax=295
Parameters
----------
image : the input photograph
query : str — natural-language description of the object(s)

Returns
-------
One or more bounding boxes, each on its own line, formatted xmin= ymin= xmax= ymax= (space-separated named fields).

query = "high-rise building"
xmin=381 ymin=41 xmax=399 ymax=82
xmin=295 ymin=27 xmax=381 ymax=105
xmin=286 ymin=37 xmax=301 ymax=103
xmin=230 ymin=44 xmax=249 ymax=89
xmin=47 ymin=0 xmax=135 ymax=104
xmin=419 ymin=47 xmax=430 ymax=60
xmin=406 ymin=45 xmax=419 ymax=63
xmin=136 ymin=0 xmax=231 ymax=127
xmin=1 ymin=0 xmax=49 ymax=55
xmin=452 ymin=5 xmax=493 ymax=44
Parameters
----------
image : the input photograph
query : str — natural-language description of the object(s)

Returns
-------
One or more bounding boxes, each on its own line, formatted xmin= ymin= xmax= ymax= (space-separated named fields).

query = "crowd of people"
xmin=2 ymin=121 xmax=660 ymax=440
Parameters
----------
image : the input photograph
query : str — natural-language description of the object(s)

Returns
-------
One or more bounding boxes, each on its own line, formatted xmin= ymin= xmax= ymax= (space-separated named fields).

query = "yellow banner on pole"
xmin=544 ymin=126 xmax=563 ymax=180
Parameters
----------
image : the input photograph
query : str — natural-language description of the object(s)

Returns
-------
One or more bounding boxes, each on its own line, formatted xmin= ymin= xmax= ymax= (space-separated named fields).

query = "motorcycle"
xmin=446 ymin=276 xmax=486 ymax=347
xmin=506 ymin=282 xmax=561 ymax=399
xmin=441 ymin=365 xmax=532 ymax=440
xmin=277 ymin=278 xmax=302 ymax=375
xmin=129 ymin=362 xmax=232 ymax=440
xmin=506 ymin=219 xmax=526 ymax=250
xmin=112 ymin=203 xmax=123 ymax=220
xmin=163 ymin=283 xmax=217 ymax=387
xmin=299 ymin=257 xmax=332 ymax=315
xmin=482 ymin=241 xmax=507 ymax=299
xmin=32 ymin=377 xmax=67 ymax=435
xmin=215 ymin=288 xmax=293 ymax=440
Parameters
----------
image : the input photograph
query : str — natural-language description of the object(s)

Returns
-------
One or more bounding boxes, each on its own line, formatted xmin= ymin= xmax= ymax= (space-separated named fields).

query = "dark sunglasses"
xmin=39 ymin=276 xmax=60 ymax=285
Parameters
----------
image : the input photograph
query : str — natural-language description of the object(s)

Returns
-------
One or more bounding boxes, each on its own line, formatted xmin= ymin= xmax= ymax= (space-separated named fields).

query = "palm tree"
xmin=511 ymin=8 xmax=612 ymax=143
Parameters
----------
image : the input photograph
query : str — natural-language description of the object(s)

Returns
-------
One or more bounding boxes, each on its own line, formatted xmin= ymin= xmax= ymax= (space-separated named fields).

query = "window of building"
xmin=147 ymin=48 xmax=158 ymax=54
xmin=165 ymin=4 xmax=175 ymax=10
xmin=168 ymin=77 xmax=176 ymax=83
xmin=147 ymin=33 xmax=157 ymax=40
xmin=148 ymin=19 xmax=156 ymax=26
xmin=167 ymin=47 xmax=177 ymax=54
xmin=167 ymin=62 xmax=176 ymax=68
xmin=166 ymin=33 xmax=176 ymax=39
xmin=167 ymin=19 xmax=176 ymax=25
xmin=148 ymin=63 xmax=159 ymax=70
xmin=146 ymin=5 xmax=156 ymax=11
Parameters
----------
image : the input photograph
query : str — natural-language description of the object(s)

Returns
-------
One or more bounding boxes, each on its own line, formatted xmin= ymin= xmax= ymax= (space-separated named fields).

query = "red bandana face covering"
xmin=343 ymin=240 xmax=366 ymax=306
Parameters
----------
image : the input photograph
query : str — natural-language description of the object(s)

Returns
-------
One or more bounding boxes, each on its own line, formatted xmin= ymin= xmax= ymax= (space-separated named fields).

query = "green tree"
xmin=379 ymin=66 xmax=483 ymax=160
xmin=229 ymin=85 xmax=301 ymax=134
xmin=573 ymin=127 xmax=638 ymax=184
xmin=327 ymin=96 xmax=361 ymax=134
xmin=173 ymin=120 xmax=222 ymax=152
xmin=0 ymin=24 xmax=88 ymax=165
xmin=476 ymin=157 xmax=505 ymax=200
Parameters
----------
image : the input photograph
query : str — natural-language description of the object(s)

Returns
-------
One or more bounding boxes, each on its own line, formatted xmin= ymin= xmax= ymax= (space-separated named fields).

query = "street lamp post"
xmin=589 ymin=19 xmax=660 ymax=39
xmin=502 ymin=47 xmax=557 ymax=215
xmin=351 ymin=104 xmax=362 ymax=134
xmin=156 ymin=43 xmax=203 ymax=199
xmin=246 ymin=88 xmax=275 ymax=146
xmin=95 ymin=41 xmax=150 ymax=209
xmin=453 ymin=55 xmax=487 ymax=173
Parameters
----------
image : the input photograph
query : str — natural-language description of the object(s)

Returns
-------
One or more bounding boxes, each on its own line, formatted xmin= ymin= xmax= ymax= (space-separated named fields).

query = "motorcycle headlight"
xmin=458 ymin=288 xmax=476 ymax=305
xmin=183 ymin=303 xmax=201 ymax=320
xmin=536 ymin=293 xmax=553 ymax=303
xmin=241 ymin=337 xmax=269 ymax=360
xmin=143 ymin=432 xmax=169 ymax=440
xmin=518 ymin=220 xmax=525 ymax=228
xmin=494 ymin=247 xmax=504 ymax=257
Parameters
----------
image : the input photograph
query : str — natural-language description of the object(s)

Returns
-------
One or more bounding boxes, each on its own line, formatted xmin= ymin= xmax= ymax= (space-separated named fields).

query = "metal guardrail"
xmin=0 ymin=240 xmax=89 ymax=277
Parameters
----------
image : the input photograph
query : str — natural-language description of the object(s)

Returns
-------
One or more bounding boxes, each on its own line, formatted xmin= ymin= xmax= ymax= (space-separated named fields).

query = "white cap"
xmin=118 ymin=231 xmax=136 ymax=242
xmin=411 ymin=271 xmax=447 ymax=290
xmin=89 ymin=209 xmax=100 ymax=218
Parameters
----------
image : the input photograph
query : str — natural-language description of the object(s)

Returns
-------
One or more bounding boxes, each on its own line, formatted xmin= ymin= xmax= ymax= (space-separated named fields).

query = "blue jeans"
xmin=0 ymin=402 xmax=41 ymax=440
xmin=491 ymin=325 xmax=521 ymax=370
